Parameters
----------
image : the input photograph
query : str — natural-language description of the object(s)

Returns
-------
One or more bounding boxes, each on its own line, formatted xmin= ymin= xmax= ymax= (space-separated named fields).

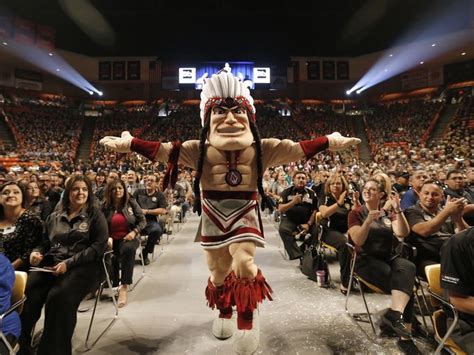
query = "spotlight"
xmin=419 ymin=61 xmax=424 ymax=64
xmin=48 ymin=52 xmax=53 ymax=56
xmin=2 ymin=42 xmax=7 ymax=46
xmin=384 ymin=68 xmax=388 ymax=72
xmin=431 ymin=43 xmax=436 ymax=47
xmin=89 ymin=90 xmax=93 ymax=95
xmin=356 ymin=89 xmax=362 ymax=94
xmin=389 ymin=54 xmax=393 ymax=57
xmin=461 ymin=52 xmax=466 ymax=56
xmin=56 ymin=68 xmax=60 ymax=72
xmin=98 ymin=91 xmax=103 ymax=96
xmin=346 ymin=90 xmax=351 ymax=95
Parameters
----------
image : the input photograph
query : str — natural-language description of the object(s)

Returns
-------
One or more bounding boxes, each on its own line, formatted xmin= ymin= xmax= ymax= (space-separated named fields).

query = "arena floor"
xmin=68 ymin=212 xmax=436 ymax=354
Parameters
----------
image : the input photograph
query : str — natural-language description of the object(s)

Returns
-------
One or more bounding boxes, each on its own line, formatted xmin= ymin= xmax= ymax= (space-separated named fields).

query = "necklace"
xmin=225 ymin=150 xmax=242 ymax=187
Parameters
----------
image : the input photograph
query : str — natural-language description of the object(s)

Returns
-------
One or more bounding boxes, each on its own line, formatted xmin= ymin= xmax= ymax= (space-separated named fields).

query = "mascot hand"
xmin=99 ymin=131 xmax=134 ymax=153
xmin=326 ymin=132 xmax=361 ymax=152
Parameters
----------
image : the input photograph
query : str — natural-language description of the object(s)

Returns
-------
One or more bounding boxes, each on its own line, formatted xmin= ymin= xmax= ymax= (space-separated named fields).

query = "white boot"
xmin=212 ymin=312 xmax=235 ymax=340
xmin=233 ymin=310 xmax=260 ymax=355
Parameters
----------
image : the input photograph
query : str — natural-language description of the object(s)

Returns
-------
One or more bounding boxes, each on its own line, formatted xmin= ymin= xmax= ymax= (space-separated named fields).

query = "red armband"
xmin=299 ymin=136 xmax=329 ymax=159
xmin=131 ymin=138 xmax=161 ymax=161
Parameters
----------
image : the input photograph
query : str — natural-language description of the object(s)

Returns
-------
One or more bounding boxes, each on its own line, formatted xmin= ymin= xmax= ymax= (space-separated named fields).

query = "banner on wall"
xmin=127 ymin=61 xmax=140 ymax=80
xmin=14 ymin=17 xmax=35 ymax=45
xmin=307 ymin=61 xmax=320 ymax=80
xmin=322 ymin=61 xmax=335 ymax=80
xmin=35 ymin=24 xmax=55 ymax=50
xmin=99 ymin=61 xmax=111 ymax=80
xmin=337 ymin=61 xmax=349 ymax=80
xmin=113 ymin=61 xmax=126 ymax=80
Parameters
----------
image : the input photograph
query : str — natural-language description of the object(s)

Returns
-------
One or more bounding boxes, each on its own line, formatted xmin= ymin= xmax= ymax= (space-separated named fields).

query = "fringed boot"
xmin=205 ymin=271 xmax=236 ymax=340
xmin=232 ymin=269 xmax=273 ymax=354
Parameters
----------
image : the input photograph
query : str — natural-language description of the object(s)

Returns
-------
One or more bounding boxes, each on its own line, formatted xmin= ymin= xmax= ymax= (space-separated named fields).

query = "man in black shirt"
xmin=440 ymin=227 xmax=474 ymax=354
xmin=278 ymin=171 xmax=318 ymax=261
xmin=133 ymin=174 xmax=167 ymax=264
xmin=405 ymin=180 xmax=468 ymax=275
xmin=444 ymin=169 xmax=474 ymax=226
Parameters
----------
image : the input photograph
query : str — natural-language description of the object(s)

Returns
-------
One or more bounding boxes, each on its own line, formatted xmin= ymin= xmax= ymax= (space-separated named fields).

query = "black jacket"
xmin=35 ymin=206 xmax=108 ymax=269
xmin=101 ymin=198 xmax=146 ymax=234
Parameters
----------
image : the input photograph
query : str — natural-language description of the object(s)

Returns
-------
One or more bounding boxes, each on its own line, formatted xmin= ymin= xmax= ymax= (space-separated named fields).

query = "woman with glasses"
xmin=348 ymin=179 xmax=419 ymax=354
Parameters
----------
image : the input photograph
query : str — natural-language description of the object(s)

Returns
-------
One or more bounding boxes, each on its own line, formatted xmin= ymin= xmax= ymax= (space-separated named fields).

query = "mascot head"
xmin=193 ymin=69 xmax=273 ymax=214
xmin=200 ymin=70 xmax=255 ymax=151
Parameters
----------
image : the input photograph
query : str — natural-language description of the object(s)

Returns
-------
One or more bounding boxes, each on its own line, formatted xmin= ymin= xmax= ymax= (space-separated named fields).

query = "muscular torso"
xmin=158 ymin=138 xmax=306 ymax=192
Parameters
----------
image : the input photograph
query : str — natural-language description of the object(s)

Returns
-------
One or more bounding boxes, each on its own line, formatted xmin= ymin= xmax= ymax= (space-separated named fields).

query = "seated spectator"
xmin=348 ymin=179 xmax=420 ymax=354
xmin=278 ymin=171 xmax=318 ymax=261
xmin=405 ymin=180 xmax=468 ymax=275
xmin=101 ymin=179 xmax=146 ymax=308
xmin=26 ymin=181 xmax=52 ymax=221
xmin=38 ymin=174 xmax=61 ymax=210
xmin=0 ymin=182 xmax=42 ymax=271
xmin=165 ymin=183 xmax=187 ymax=223
xmin=440 ymin=227 xmax=474 ymax=354
xmin=0 ymin=252 xmax=21 ymax=354
xmin=19 ymin=174 xmax=108 ymax=355
xmin=400 ymin=170 xmax=429 ymax=210
xmin=318 ymin=172 xmax=360 ymax=293
xmin=270 ymin=171 xmax=289 ymax=205
xmin=133 ymin=174 xmax=167 ymax=265
xmin=93 ymin=171 xmax=106 ymax=194
xmin=393 ymin=172 xmax=410 ymax=198
xmin=125 ymin=170 xmax=143 ymax=195
xmin=444 ymin=169 xmax=474 ymax=225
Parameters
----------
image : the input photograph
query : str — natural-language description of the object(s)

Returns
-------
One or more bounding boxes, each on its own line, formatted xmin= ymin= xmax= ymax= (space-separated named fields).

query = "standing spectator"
xmin=0 ymin=182 xmax=42 ymax=271
xmin=440 ymin=227 xmax=474 ymax=354
xmin=133 ymin=174 xmax=167 ymax=265
xmin=102 ymin=179 xmax=146 ymax=307
xmin=19 ymin=174 xmax=108 ymax=355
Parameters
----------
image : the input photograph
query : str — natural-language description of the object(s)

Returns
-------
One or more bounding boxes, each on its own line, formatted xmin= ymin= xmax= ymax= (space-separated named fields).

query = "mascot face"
xmin=208 ymin=104 xmax=253 ymax=151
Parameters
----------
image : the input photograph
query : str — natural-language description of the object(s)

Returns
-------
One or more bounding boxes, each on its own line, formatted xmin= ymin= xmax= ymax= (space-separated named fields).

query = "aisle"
xmin=72 ymin=213 xmax=434 ymax=354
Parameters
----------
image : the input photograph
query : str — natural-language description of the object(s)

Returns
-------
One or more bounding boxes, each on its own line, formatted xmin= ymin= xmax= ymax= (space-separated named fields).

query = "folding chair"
xmin=345 ymin=243 xmax=385 ymax=337
xmin=0 ymin=271 xmax=27 ymax=355
xmin=425 ymin=264 xmax=466 ymax=355
xmin=83 ymin=250 xmax=119 ymax=350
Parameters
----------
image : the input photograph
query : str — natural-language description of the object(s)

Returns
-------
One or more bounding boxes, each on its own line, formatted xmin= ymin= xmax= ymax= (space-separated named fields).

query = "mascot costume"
xmin=100 ymin=70 xmax=360 ymax=354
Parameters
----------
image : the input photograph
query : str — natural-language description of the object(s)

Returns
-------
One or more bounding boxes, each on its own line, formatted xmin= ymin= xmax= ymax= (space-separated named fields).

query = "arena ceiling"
xmin=1 ymin=0 xmax=472 ymax=60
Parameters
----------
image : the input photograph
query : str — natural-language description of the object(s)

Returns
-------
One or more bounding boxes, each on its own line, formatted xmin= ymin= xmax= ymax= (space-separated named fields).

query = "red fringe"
xmin=205 ymin=271 xmax=237 ymax=310
xmin=233 ymin=269 xmax=273 ymax=313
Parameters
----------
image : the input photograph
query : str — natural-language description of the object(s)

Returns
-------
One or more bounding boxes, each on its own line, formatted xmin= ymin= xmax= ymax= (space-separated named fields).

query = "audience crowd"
xmin=0 ymin=89 xmax=473 ymax=354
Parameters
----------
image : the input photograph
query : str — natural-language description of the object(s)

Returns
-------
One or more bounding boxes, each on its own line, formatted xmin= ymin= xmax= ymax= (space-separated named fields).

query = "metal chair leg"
xmin=84 ymin=251 xmax=119 ymax=350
